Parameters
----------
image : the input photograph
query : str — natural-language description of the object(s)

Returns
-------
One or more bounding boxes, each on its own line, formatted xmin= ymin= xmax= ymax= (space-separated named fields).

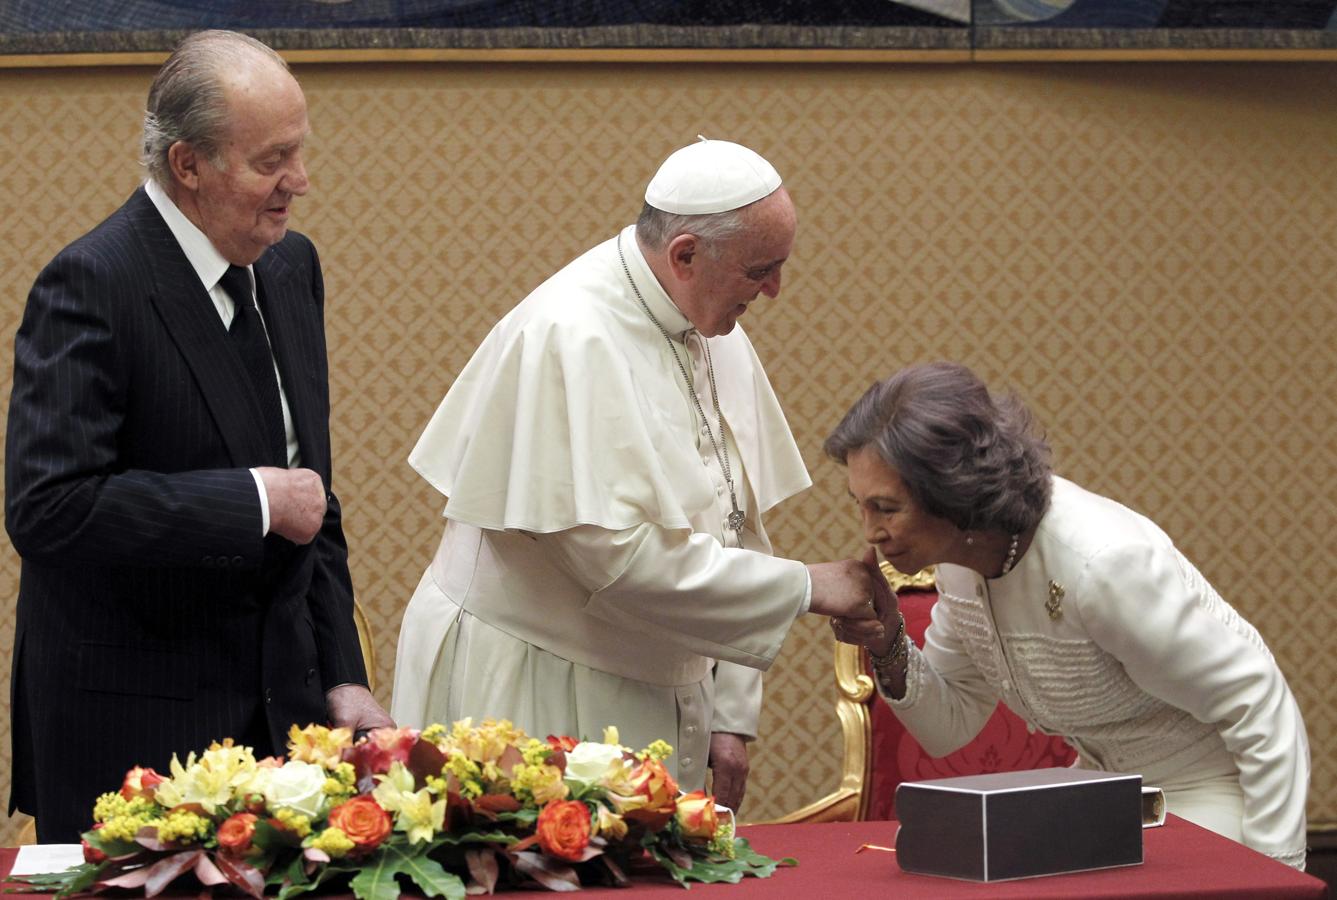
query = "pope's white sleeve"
xmin=881 ymin=599 xmax=1000 ymax=756
xmin=1074 ymin=542 xmax=1309 ymax=867
xmin=710 ymin=662 xmax=763 ymax=739
xmin=534 ymin=523 xmax=809 ymax=671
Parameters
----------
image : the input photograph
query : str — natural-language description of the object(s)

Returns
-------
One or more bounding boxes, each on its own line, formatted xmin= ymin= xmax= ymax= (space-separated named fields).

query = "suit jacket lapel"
xmin=125 ymin=188 xmax=280 ymax=468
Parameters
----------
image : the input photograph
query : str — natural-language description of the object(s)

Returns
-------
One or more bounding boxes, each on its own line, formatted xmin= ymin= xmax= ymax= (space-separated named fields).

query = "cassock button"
xmin=685 ymin=725 xmax=696 ymax=735
xmin=202 ymin=555 xmax=215 ymax=567
xmin=305 ymin=668 xmax=317 ymax=685
xmin=682 ymin=756 xmax=693 ymax=768
xmin=265 ymin=688 xmax=273 ymax=704
xmin=231 ymin=556 xmax=243 ymax=566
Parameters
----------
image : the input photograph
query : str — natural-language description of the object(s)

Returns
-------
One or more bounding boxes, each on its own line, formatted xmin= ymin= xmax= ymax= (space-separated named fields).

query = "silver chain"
xmin=617 ymin=235 xmax=746 ymax=536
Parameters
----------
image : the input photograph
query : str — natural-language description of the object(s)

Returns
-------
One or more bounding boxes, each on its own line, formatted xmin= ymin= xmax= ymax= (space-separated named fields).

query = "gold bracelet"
xmin=868 ymin=613 xmax=908 ymax=673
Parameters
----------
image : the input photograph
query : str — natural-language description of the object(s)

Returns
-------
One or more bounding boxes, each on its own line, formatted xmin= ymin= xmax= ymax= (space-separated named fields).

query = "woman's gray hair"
xmin=142 ymin=30 xmax=289 ymax=187
xmin=824 ymin=362 xmax=1052 ymax=535
xmin=635 ymin=202 xmax=750 ymax=258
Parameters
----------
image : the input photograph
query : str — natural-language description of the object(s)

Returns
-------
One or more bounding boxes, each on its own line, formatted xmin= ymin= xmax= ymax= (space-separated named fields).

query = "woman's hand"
xmin=829 ymin=547 xmax=902 ymax=655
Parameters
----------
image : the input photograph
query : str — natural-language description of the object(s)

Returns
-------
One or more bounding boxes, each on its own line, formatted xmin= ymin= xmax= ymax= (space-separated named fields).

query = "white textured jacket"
xmin=886 ymin=477 xmax=1309 ymax=867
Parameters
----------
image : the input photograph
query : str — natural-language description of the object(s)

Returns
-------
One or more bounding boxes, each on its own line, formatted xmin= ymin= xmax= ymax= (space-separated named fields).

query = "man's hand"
xmin=708 ymin=732 xmax=750 ymax=812
xmin=257 ymin=467 xmax=327 ymax=544
xmin=806 ymin=558 xmax=885 ymax=626
xmin=326 ymin=684 xmax=395 ymax=735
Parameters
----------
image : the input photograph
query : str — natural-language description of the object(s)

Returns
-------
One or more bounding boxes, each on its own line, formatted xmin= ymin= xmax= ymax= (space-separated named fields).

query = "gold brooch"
xmin=1046 ymin=581 xmax=1065 ymax=621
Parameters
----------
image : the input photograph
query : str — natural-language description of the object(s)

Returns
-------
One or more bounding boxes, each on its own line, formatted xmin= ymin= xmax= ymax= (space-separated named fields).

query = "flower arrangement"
xmin=19 ymin=720 xmax=794 ymax=898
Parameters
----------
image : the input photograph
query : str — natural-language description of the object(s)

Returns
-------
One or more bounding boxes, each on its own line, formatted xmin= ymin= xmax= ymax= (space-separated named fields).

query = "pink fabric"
xmin=866 ymin=588 xmax=1077 ymax=821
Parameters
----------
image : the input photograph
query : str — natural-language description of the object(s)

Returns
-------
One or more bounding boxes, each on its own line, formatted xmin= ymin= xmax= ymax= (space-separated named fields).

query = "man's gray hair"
xmin=634 ymin=203 xmax=751 ymax=258
xmin=142 ymin=30 xmax=288 ymax=188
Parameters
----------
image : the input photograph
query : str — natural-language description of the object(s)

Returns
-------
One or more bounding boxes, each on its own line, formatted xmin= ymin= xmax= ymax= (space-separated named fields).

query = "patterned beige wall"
xmin=0 ymin=60 xmax=1333 ymax=844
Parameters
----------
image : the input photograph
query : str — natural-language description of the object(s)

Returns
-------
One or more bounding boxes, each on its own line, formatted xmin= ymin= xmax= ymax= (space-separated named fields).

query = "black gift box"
xmin=894 ymin=767 xmax=1144 ymax=882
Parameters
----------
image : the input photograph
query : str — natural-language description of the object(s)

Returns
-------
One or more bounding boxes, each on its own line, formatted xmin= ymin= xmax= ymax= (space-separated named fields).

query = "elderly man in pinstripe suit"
xmin=5 ymin=30 xmax=392 ymax=843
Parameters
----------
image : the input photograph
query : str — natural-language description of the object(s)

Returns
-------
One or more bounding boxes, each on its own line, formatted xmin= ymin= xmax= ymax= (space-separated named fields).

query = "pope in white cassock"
xmin=391 ymin=138 xmax=883 ymax=811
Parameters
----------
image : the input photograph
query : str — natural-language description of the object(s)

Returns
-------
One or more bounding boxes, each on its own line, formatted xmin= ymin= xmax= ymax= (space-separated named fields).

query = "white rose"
xmin=565 ymin=742 xmax=627 ymax=787
xmin=264 ymin=760 xmax=328 ymax=819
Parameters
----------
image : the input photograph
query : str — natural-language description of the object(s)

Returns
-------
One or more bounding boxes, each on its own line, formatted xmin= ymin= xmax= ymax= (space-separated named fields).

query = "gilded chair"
xmin=772 ymin=563 xmax=1075 ymax=823
xmin=353 ymin=599 xmax=377 ymax=694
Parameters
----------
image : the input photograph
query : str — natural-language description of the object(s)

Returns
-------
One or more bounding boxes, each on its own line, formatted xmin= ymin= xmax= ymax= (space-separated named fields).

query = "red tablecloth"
xmin=3 ymin=815 xmax=1327 ymax=899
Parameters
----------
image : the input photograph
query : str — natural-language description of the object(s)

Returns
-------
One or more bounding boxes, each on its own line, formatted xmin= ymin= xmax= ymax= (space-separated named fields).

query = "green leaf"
xmin=348 ymin=857 xmax=402 ymax=900
xmin=393 ymin=848 xmax=468 ymax=899
xmin=348 ymin=845 xmax=466 ymax=900
xmin=643 ymin=836 xmax=796 ymax=886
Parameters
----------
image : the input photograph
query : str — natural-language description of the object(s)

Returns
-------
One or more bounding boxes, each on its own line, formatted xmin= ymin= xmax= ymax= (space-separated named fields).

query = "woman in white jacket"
xmin=826 ymin=361 xmax=1309 ymax=869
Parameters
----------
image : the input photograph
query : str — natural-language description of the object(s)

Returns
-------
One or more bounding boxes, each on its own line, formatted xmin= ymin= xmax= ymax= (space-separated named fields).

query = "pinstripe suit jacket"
xmin=5 ymin=188 xmax=368 ymax=842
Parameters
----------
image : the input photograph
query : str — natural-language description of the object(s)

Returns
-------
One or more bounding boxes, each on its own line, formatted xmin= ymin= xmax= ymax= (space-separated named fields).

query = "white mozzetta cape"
xmin=409 ymin=227 xmax=810 ymax=534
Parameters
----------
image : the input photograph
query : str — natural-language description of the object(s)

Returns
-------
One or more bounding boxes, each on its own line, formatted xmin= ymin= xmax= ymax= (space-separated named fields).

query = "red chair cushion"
xmin=865 ymin=589 xmax=1077 ymax=821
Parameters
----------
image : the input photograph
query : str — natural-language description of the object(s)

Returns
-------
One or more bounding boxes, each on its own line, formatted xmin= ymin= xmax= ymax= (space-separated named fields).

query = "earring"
xmin=965 ymin=534 xmax=975 ymax=546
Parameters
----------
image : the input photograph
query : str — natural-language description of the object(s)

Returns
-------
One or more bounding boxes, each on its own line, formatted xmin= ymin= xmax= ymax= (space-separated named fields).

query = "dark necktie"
xmin=219 ymin=265 xmax=288 ymax=467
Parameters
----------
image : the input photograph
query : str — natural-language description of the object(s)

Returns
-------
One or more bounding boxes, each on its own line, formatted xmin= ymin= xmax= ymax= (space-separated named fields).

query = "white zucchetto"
xmin=644 ymin=136 xmax=783 ymax=215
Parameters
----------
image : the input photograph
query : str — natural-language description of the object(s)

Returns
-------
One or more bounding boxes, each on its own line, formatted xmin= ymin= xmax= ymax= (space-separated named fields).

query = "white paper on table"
xmin=10 ymin=844 xmax=84 ymax=875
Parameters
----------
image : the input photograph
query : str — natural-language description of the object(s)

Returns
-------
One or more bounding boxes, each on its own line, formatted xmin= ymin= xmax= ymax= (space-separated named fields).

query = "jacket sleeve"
xmin=5 ymin=245 xmax=264 ymax=568
xmin=881 ymin=597 xmax=1001 ymax=757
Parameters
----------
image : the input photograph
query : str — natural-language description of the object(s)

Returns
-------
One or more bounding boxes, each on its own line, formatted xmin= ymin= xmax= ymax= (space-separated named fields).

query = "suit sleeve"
xmin=299 ymin=248 xmax=368 ymax=691
xmin=5 ymin=246 xmax=263 ymax=568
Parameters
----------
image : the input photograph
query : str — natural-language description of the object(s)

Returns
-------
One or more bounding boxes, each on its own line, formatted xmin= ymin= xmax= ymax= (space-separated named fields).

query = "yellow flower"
xmin=512 ymin=762 xmax=568 ymax=805
xmin=442 ymin=717 xmax=525 ymax=765
xmin=593 ymin=802 xmax=627 ymax=841
xmin=420 ymin=723 xmax=448 ymax=747
xmin=100 ymin=814 xmax=151 ymax=843
xmin=444 ymin=753 xmax=484 ymax=798
xmin=154 ymin=741 xmax=259 ymax=815
xmin=372 ymin=762 xmax=446 ymax=844
xmin=93 ymin=792 xmax=131 ymax=823
xmin=272 ymin=808 xmax=312 ymax=838
xmin=602 ymin=726 xmax=620 ymax=746
xmin=288 ymin=724 xmax=354 ymax=770
xmin=320 ymin=761 xmax=358 ymax=805
xmin=638 ymin=740 xmax=673 ymax=762
xmin=155 ymin=809 xmax=211 ymax=845
xmin=520 ymin=738 xmax=553 ymax=767
xmin=308 ymin=826 xmax=355 ymax=859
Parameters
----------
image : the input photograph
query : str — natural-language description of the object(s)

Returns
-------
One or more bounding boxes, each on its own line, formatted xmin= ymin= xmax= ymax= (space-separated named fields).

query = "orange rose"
xmin=327 ymin=796 xmax=392 ymax=854
xmin=216 ymin=812 xmax=259 ymax=855
xmin=119 ymin=766 xmax=165 ymax=801
xmin=535 ymin=800 xmax=592 ymax=862
xmin=674 ymin=790 xmax=719 ymax=840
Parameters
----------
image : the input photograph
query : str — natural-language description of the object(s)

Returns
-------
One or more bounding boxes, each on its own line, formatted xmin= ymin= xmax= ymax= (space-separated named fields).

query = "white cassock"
xmin=392 ymin=225 xmax=812 ymax=791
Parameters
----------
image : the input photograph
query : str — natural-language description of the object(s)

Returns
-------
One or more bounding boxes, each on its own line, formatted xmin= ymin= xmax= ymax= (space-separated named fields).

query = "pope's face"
xmin=681 ymin=188 xmax=796 ymax=338
xmin=846 ymin=445 xmax=960 ymax=575
xmin=192 ymin=62 xmax=310 ymax=266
